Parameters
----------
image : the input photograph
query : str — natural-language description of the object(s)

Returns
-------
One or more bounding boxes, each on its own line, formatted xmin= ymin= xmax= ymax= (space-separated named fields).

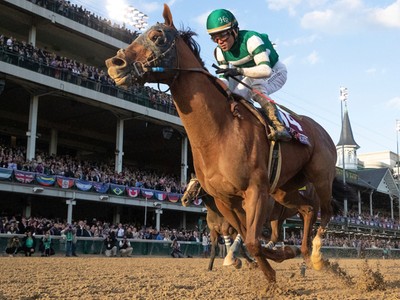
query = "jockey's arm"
xmin=240 ymin=51 xmax=272 ymax=78
xmin=214 ymin=46 xmax=273 ymax=80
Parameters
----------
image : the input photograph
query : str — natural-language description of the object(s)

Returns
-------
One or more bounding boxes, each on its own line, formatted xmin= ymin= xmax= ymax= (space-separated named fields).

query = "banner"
xmin=92 ymin=182 xmax=110 ymax=194
xmin=36 ymin=174 xmax=56 ymax=186
xmin=141 ymin=188 xmax=155 ymax=199
xmin=14 ymin=170 xmax=35 ymax=183
xmin=75 ymin=179 xmax=93 ymax=191
xmin=0 ymin=168 xmax=13 ymax=181
xmin=193 ymin=197 xmax=203 ymax=206
xmin=154 ymin=191 xmax=167 ymax=201
xmin=126 ymin=187 xmax=140 ymax=198
xmin=110 ymin=183 xmax=125 ymax=196
xmin=167 ymin=193 xmax=180 ymax=203
xmin=56 ymin=176 xmax=75 ymax=189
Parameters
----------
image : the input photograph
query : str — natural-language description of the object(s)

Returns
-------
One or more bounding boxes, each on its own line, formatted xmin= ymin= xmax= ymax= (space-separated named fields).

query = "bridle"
xmin=185 ymin=178 xmax=208 ymax=202
xmin=123 ymin=23 xmax=211 ymax=91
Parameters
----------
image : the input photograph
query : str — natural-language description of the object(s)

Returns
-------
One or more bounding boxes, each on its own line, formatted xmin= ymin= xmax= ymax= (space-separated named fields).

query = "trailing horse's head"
xmin=105 ymin=4 xmax=179 ymax=86
xmin=181 ymin=177 xmax=202 ymax=207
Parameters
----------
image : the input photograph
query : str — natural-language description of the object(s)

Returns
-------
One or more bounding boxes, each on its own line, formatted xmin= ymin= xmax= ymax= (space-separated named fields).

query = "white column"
xmin=113 ymin=206 xmax=121 ymax=225
xmin=26 ymin=95 xmax=39 ymax=161
xmin=115 ymin=119 xmax=124 ymax=173
xmin=390 ymin=195 xmax=394 ymax=219
xmin=66 ymin=198 xmax=76 ymax=225
xmin=28 ymin=24 xmax=36 ymax=46
xmin=24 ymin=198 xmax=32 ymax=219
xmin=180 ymin=136 xmax=188 ymax=186
xmin=369 ymin=190 xmax=373 ymax=216
xmin=155 ymin=209 xmax=163 ymax=231
xmin=181 ymin=212 xmax=187 ymax=229
xmin=49 ymin=128 xmax=58 ymax=156
xmin=358 ymin=190 xmax=362 ymax=215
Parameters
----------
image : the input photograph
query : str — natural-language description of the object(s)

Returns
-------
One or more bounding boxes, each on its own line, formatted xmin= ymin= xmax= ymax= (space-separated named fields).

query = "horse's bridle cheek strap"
xmin=134 ymin=26 xmax=179 ymax=74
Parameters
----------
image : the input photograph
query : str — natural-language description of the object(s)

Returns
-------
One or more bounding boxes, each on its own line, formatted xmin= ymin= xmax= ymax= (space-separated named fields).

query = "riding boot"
xmin=253 ymin=94 xmax=292 ymax=142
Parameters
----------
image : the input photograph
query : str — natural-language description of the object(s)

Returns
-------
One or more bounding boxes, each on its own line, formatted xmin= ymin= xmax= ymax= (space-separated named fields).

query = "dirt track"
xmin=0 ymin=256 xmax=399 ymax=299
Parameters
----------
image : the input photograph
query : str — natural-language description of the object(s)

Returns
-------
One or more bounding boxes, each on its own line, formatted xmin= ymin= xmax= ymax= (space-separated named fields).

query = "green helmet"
xmin=206 ymin=9 xmax=238 ymax=34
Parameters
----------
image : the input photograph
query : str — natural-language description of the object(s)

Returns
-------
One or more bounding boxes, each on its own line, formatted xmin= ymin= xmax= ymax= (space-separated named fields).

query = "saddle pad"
xmin=279 ymin=110 xmax=311 ymax=146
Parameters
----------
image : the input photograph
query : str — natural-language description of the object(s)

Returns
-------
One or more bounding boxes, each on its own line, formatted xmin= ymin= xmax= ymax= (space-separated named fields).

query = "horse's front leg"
xmin=244 ymin=187 xmax=277 ymax=282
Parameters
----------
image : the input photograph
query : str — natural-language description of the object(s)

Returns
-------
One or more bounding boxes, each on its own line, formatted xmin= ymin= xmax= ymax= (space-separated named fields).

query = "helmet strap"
xmin=232 ymin=27 xmax=239 ymax=40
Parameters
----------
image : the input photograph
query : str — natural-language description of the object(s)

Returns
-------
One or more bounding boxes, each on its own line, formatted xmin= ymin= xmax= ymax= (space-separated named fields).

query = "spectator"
xmin=202 ymin=232 xmax=210 ymax=258
xmin=170 ymin=239 xmax=184 ymax=258
xmin=119 ymin=236 xmax=133 ymax=257
xmin=104 ymin=232 xmax=118 ymax=257
xmin=22 ymin=231 xmax=36 ymax=256
xmin=40 ymin=231 xmax=54 ymax=257
xmin=5 ymin=235 xmax=22 ymax=257
xmin=62 ymin=224 xmax=78 ymax=257
xmin=218 ymin=235 xmax=226 ymax=258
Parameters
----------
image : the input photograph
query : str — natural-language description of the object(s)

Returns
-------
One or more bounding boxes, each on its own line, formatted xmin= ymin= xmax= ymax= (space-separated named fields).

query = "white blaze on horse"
xmin=106 ymin=4 xmax=337 ymax=283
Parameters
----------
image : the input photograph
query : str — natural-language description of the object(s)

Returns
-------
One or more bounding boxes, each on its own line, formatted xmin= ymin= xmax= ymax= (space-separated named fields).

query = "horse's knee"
xmin=246 ymin=242 xmax=261 ymax=256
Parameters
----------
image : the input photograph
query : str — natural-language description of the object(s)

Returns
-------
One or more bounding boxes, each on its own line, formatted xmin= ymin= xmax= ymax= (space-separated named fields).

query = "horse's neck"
xmin=170 ymin=44 xmax=231 ymax=148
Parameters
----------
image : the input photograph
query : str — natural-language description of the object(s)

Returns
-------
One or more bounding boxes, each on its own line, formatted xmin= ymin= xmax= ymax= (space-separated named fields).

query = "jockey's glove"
xmin=216 ymin=67 xmax=243 ymax=78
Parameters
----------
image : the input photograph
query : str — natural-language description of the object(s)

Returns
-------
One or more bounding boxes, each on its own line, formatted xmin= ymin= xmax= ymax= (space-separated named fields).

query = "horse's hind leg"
xmin=297 ymin=204 xmax=314 ymax=260
xmin=208 ymin=229 xmax=218 ymax=271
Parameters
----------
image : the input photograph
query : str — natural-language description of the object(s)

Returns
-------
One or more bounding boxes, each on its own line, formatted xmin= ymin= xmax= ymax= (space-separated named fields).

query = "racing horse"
xmin=106 ymin=4 xmax=337 ymax=282
xmin=181 ymin=176 xmax=257 ymax=271
xmin=182 ymin=177 xmax=322 ymax=265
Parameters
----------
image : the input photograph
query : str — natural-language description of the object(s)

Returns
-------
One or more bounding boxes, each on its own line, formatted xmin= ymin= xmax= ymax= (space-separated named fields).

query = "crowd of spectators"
xmin=0 ymin=144 xmax=185 ymax=193
xmin=331 ymin=209 xmax=399 ymax=230
xmin=0 ymin=33 xmax=176 ymax=115
xmin=26 ymin=0 xmax=138 ymax=44
xmin=1 ymin=214 xmax=399 ymax=256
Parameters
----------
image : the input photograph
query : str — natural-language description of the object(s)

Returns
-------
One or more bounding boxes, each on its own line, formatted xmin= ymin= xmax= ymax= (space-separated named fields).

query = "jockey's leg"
xmin=253 ymin=93 xmax=291 ymax=142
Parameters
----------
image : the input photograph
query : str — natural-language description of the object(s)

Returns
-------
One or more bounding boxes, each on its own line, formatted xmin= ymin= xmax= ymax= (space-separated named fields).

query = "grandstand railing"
xmin=0 ymin=48 xmax=178 ymax=117
xmin=0 ymin=167 xmax=193 ymax=207
xmin=1 ymin=234 xmax=399 ymax=258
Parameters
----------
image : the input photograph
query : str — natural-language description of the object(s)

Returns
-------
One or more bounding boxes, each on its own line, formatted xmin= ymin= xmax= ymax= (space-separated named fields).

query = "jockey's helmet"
xmin=206 ymin=9 xmax=238 ymax=35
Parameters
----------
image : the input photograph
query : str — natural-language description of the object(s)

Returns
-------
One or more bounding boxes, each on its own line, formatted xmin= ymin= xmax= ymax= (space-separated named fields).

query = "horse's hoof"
xmin=223 ymin=254 xmax=235 ymax=266
xmin=233 ymin=258 xmax=242 ymax=269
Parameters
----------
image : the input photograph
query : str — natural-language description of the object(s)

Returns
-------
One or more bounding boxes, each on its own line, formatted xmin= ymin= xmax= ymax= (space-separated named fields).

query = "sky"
xmin=70 ymin=0 xmax=400 ymax=155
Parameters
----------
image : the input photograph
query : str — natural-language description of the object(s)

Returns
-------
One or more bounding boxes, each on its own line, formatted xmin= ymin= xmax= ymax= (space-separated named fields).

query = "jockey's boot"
xmin=253 ymin=94 xmax=292 ymax=142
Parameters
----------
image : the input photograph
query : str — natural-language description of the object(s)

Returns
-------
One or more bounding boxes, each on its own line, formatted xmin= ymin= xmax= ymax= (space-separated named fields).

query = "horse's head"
xmin=181 ymin=177 xmax=202 ymax=207
xmin=105 ymin=4 xmax=179 ymax=87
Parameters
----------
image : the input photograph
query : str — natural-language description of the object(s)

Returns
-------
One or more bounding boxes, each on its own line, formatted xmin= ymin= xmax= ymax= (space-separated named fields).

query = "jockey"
xmin=206 ymin=9 xmax=291 ymax=142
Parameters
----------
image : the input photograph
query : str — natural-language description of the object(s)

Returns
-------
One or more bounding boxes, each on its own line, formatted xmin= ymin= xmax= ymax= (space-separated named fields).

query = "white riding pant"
xmin=229 ymin=61 xmax=287 ymax=103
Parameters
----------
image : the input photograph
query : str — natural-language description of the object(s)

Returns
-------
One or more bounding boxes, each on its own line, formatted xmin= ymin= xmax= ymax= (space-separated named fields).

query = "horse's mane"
xmin=178 ymin=28 xmax=205 ymax=68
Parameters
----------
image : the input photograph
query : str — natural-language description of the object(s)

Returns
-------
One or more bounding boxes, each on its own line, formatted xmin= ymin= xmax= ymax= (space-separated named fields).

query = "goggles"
xmin=210 ymin=31 xmax=231 ymax=43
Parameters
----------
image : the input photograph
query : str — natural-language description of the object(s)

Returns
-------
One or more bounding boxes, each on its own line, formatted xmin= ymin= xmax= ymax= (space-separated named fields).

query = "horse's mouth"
xmin=181 ymin=198 xmax=190 ymax=207
xmin=107 ymin=67 xmax=131 ymax=87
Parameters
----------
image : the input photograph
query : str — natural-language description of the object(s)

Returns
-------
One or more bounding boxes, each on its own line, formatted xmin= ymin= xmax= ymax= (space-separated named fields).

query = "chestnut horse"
xmin=182 ymin=177 xmax=321 ymax=263
xmin=181 ymin=177 xmax=256 ymax=271
xmin=106 ymin=4 xmax=337 ymax=282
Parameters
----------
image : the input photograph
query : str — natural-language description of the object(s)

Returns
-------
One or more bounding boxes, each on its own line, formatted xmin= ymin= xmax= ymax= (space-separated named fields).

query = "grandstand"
xmin=0 ymin=1 xmax=398 ymax=249
xmin=0 ymin=0 xmax=201 ymax=229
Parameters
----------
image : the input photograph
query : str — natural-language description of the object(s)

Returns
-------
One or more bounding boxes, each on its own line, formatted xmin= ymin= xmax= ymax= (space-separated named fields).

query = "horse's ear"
xmin=191 ymin=173 xmax=196 ymax=179
xmin=162 ymin=3 xmax=175 ymax=28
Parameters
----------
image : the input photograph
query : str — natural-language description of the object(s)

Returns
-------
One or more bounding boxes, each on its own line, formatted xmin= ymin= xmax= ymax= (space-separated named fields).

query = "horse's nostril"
xmin=112 ymin=57 xmax=126 ymax=67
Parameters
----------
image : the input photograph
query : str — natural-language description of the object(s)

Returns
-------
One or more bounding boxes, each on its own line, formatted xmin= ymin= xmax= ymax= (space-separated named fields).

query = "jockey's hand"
xmin=216 ymin=67 xmax=243 ymax=78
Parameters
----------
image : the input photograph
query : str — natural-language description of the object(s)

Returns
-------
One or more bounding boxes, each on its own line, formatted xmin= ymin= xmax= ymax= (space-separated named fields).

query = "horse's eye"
xmin=149 ymin=30 xmax=166 ymax=45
